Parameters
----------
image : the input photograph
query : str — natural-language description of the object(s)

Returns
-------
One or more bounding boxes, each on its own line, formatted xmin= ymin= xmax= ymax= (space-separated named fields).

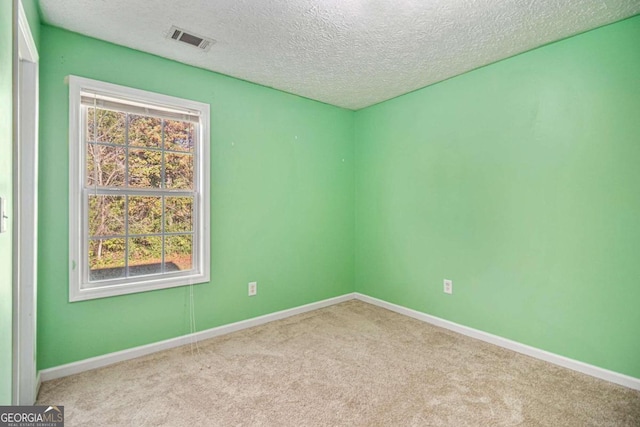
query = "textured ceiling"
xmin=38 ymin=0 xmax=640 ymax=110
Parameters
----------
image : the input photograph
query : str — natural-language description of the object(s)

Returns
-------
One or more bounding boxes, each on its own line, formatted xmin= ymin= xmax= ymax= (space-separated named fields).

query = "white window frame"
xmin=68 ymin=75 xmax=210 ymax=302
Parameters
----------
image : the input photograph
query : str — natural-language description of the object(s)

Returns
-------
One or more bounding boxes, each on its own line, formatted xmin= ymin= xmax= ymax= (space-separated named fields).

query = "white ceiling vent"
xmin=166 ymin=26 xmax=215 ymax=51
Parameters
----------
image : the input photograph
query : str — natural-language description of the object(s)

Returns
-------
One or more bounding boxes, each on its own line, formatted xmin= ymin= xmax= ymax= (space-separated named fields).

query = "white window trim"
xmin=68 ymin=75 xmax=210 ymax=302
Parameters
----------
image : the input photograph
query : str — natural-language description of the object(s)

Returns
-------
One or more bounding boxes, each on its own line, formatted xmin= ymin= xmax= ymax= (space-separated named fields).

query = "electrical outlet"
xmin=248 ymin=281 xmax=257 ymax=296
xmin=443 ymin=279 xmax=453 ymax=295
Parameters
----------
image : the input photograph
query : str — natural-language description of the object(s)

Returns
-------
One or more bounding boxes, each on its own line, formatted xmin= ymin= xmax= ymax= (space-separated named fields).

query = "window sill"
xmin=69 ymin=272 xmax=210 ymax=302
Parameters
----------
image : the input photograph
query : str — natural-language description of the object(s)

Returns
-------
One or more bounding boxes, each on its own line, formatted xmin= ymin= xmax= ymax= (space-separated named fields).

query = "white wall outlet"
xmin=443 ymin=279 xmax=453 ymax=295
xmin=248 ymin=281 xmax=257 ymax=296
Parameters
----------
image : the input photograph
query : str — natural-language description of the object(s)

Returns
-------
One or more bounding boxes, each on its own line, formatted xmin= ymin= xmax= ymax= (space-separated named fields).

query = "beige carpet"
xmin=37 ymin=300 xmax=640 ymax=426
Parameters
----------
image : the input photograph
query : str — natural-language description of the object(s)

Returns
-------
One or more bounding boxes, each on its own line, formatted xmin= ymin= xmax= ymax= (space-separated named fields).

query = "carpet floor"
xmin=37 ymin=300 xmax=640 ymax=426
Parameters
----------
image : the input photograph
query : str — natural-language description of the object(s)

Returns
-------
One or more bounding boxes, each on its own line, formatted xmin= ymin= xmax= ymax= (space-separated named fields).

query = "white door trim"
xmin=12 ymin=0 xmax=39 ymax=405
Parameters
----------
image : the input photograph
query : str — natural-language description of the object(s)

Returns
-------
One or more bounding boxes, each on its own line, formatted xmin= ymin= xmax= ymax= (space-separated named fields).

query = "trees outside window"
xmin=68 ymin=76 xmax=210 ymax=301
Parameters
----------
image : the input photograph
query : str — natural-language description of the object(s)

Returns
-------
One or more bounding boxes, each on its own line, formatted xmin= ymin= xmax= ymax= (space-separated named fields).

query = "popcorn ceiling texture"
xmin=39 ymin=0 xmax=640 ymax=109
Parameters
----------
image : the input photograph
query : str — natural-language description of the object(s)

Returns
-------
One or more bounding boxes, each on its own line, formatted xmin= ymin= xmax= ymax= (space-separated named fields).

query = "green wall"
xmin=355 ymin=15 xmax=640 ymax=379
xmin=0 ymin=0 xmax=14 ymax=405
xmin=38 ymin=26 xmax=355 ymax=369
xmin=38 ymin=15 xmax=640 ymax=381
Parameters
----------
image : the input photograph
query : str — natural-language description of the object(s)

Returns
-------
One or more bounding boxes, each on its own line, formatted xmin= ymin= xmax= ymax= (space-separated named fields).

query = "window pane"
xmin=87 ymin=144 xmax=125 ymax=187
xmin=129 ymin=149 xmax=162 ymax=188
xmin=89 ymin=238 xmax=125 ymax=281
xmin=88 ymin=195 xmax=125 ymax=236
xmin=72 ymin=77 xmax=209 ymax=299
xmin=166 ymin=235 xmax=192 ymax=272
xmin=128 ymin=196 xmax=162 ymax=235
xmin=164 ymin=120 xmax=194 ymax=152
xmin=165 ymin=197 xmax=193 ymax=232
xmin=129 ymin=115 xmax=162 ymax=148
xmin=87 ymin=108 xmax=126 ymax=144
xmin=165 ymin=153 xmax=193 ymax=190
xmin=129 ymin=236 xmax=163 ymax=277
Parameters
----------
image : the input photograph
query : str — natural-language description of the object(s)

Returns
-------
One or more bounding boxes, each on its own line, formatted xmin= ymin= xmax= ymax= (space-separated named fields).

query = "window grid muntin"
xmin=123 ymin=112 xmax=130 ymax=276
xmin=83 ymin=104 xmax=198 ymax=286
xmin=88 ymin=140 xmax=195 ymax=155
xmin=88 ymin=231 xmax=195 ymax=240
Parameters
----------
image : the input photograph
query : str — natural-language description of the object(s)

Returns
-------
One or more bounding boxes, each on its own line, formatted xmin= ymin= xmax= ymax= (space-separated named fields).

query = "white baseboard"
xmin=39 ymin=291 xmax=640 ymax=392
xmin=40 ymin=293 xmax=356 ymax=382
xmin=354 ymin=293 xmax=640 ymax=391
xmin=34 ymin=372 xmax=41 ymax=404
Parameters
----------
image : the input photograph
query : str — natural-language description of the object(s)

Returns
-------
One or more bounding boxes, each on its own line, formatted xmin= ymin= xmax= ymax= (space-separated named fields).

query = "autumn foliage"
xmin=86 ymin=108 xmax=196 ymax=280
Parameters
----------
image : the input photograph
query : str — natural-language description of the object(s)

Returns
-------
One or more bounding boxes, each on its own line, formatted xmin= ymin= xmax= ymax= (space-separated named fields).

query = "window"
xmin=68 ymin=76 xmax=210 ymax=301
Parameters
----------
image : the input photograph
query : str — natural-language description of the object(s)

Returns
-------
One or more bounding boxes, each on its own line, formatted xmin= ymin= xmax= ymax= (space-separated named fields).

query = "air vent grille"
xmin=166 ymin=26 xmax=215 ymax=51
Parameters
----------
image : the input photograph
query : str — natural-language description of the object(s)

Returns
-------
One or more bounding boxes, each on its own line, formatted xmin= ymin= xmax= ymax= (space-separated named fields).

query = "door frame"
xmin=12 ymin=0 xmax=39 ymax=405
